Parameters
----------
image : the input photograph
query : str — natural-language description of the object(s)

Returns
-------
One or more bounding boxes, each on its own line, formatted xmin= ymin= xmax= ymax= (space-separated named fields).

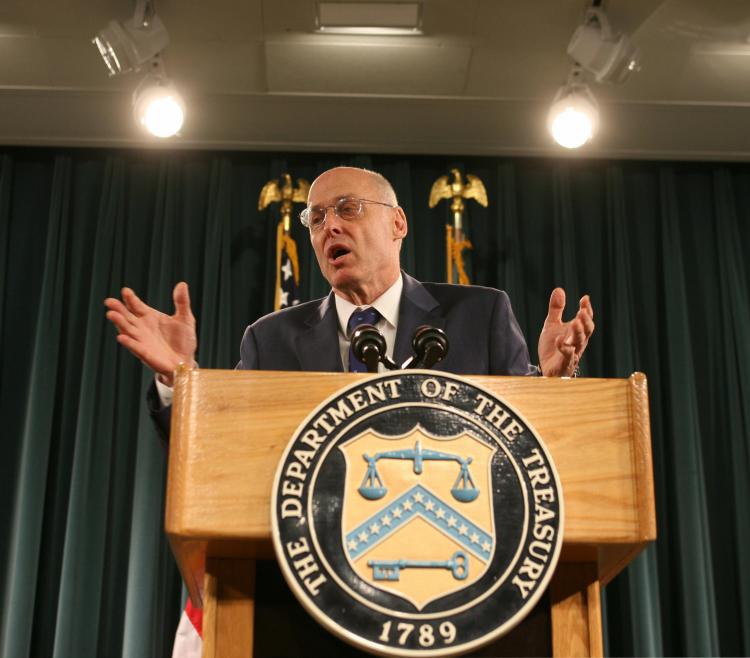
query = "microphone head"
xmin=413 ymin=325 xmax=449 ymax=355
xmin=411 ymin=325 xmax=449 ymax=368
xmin=351 ymin=324 xmax=387 ymax=364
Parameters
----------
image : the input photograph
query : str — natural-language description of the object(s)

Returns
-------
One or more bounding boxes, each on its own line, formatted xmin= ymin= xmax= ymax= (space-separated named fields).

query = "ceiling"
xmin=1 ymin=0 xmax=750 ymax=160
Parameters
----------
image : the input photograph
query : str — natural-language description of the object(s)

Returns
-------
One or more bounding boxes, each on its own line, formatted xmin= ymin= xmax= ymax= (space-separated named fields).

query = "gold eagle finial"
xmin=429 ymin=168 xmax=488 ymax=285
xmin=259 ymin=173 xmax=310 ymax=230
xmin=429 ymin=168 xmax=488 ymax=213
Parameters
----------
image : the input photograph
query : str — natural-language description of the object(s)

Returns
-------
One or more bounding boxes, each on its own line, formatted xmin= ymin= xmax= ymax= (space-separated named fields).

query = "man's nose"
xmin=323 ymin=206 xmax=344 ymax=232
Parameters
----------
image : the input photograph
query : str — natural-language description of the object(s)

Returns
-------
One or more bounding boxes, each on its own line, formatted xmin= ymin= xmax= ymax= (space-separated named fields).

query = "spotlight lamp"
xmin=94 ymin=1 xmax=184 ymax=139
xmin=567 ymin=6 xmax=639 ymax=84
xmin=93 ymin=0 xmax=169 ymax=76
xmin=133 ymin=59 xmax=185 ymax=138
xmin=547 ymin=69 xmax=599 ymax=149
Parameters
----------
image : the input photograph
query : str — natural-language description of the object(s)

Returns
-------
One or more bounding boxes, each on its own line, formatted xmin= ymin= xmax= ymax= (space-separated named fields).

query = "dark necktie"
xmin=347 ymin=307 xmax=382 ymax=372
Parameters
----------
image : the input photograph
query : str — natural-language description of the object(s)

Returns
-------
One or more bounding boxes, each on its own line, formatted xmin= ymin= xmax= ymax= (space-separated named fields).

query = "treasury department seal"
xmin=271 ymin=371 xmax=563 ymax=657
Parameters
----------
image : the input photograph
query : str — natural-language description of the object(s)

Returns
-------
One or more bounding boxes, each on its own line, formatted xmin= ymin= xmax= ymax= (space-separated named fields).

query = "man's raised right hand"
xmin=104 ymin=282 xmax=197 ymax=387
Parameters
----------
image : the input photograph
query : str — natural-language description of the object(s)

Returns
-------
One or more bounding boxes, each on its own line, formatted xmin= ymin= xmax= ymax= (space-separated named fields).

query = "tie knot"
xmin=347 ymin=307 xmax=381 ymax=335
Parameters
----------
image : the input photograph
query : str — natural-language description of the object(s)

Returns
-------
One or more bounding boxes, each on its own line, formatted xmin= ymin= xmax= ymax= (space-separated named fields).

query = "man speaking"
xmin=105 ymin=166 xmax=594 ymax=386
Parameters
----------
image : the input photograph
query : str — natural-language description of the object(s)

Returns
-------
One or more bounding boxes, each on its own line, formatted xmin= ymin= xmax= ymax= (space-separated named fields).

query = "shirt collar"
xmin=334 ymin=274 xmax=403 ymax=336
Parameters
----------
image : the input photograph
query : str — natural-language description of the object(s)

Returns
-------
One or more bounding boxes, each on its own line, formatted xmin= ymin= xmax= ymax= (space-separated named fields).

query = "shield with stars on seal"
xmin=339 ymin=425 xmax=496 ymax=610
xmin=271 ymin=371 xmax=563 ymax=657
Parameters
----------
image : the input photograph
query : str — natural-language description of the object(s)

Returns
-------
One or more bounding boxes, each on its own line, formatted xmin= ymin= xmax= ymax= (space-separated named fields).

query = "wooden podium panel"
xmin=165 ymin=369 xmax=655 ymax=657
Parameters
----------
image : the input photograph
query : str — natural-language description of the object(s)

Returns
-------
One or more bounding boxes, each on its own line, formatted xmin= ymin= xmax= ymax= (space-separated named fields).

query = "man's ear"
xmin=393 ymin=207 xmax=408 ymax=240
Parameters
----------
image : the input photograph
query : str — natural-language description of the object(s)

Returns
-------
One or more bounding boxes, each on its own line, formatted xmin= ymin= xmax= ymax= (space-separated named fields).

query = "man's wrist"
xmin=153 ymin=361 xmax=198 ymax=408
xmin=536 ymin=362 xmax=581 ymax=377
xmin=154 ymin=375 xmax=174 ymax=408
xmin=156 ymin=359 xmax=197 ymax=388
xmin=156 ymin=371 xmax=174 ymax=387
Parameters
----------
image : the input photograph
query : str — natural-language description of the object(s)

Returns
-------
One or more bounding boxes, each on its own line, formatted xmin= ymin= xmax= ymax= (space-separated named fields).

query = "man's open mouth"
xmin=329 ymin=247 xmax=350 ymax=261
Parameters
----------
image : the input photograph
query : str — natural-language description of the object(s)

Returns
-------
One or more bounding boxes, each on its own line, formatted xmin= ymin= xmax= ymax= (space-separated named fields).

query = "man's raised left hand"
xmin=537 ymin=288 xmax=595 ymax=377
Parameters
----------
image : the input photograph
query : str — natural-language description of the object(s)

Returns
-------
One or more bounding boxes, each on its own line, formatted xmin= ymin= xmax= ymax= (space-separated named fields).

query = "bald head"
xmin=308 ymin=167 xmax=398 ymax=206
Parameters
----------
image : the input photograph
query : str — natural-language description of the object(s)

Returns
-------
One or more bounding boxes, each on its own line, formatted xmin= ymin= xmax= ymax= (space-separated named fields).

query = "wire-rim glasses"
xmin=300 ymin=197 xmax=396 ymax=231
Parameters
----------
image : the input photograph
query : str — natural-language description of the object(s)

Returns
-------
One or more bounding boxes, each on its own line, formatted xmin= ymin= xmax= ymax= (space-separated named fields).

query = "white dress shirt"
xmin=334 ymin=274 xmax=403 ymax=371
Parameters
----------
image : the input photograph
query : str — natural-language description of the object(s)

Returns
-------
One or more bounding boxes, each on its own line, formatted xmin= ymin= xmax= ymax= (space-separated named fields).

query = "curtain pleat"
xmin=2 ymin=155 xmax=72 ymax=658
xmin=123 ymin=159 xmax=186 ymax=658
xmin=551 ymin=165 xmax=581 ymax=300
xmin=1 ymin=149 xmax=748 ymax=657
xmin=494 ymin=162 xmax=528 ymax=336
xmin=602 ymin=164 xmax=664 ymax=657
xmin=198 ymin=158 xmax=234 ymax=369
xmin=658 ymin=167 xmax=719 ymax=655
xmin=0 ymin=154 xmax=11 ymax=354
xmin=711 ymin=170 xmax=750 ymax=653
xmin=51 ymin=157 xmax=125 ymax=657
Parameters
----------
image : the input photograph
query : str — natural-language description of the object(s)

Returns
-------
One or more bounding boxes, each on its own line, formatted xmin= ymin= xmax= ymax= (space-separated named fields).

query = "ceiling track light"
xmin=548 ymin=66 xmax=599 ymax=149
xmin=546 ymin=3 xmax=638 ymax=150
xmin=567 ymin=5 xmax=639 ymax=84
xmin=133 ymin=56 xmax=185 ymax=138
xmin=94 ymin=1 xmax=184 ymax=139
xmin=93 ymin=0 xmax=169 ymax=77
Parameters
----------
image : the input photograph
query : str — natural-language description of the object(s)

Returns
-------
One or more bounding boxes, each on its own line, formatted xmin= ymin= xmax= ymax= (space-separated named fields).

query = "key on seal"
xmin=367 ymin=550 xmax=468 ymax=581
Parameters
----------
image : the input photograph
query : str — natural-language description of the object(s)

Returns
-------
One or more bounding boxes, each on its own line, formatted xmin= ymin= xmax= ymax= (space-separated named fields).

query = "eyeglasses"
xmin=300 ymin=196 xmax=396 ymax=231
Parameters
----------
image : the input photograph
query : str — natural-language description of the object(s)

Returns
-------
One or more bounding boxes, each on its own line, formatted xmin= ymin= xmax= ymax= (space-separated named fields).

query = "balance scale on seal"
xmin=359 ymin=440 xmax=475 ymax=584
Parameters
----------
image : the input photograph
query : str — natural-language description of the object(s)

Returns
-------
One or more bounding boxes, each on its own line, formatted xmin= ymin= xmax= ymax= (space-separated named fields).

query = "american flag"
xmin=172 ymin=598 xmax=202 ymax=658
xmin=275 ymin=221 xmax=300 ymax=310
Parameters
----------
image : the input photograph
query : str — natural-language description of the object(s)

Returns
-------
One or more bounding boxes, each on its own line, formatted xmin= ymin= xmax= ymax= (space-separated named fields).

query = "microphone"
xmin=405 ymin=325 xmax=449 ymax=369
xmin=350 ymin=324 xmax=398 ymax=372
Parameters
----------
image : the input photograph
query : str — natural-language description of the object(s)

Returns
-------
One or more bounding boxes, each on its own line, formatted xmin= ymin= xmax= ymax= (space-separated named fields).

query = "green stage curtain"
xmin=0 ymin=148 xmax=748 ymax=657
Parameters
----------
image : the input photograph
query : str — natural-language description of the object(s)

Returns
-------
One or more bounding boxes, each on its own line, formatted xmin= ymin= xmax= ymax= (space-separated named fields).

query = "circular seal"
xmin=271 ymin=372 xmax=563 ymax=657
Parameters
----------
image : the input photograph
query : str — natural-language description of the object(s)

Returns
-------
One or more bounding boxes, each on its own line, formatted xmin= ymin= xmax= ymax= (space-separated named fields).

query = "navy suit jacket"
xmin=149 ymin=272 xmax=529 ymax=439
xmin=237 ymin=272 xmax=530 ymax=375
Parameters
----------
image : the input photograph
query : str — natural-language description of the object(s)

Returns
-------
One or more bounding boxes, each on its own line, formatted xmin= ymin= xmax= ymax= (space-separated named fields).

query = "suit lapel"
xmin=394 ymin=272 xmax=445 ymax=367
xmin=295 ymin=293 xmax=344 ymax=372
xmin=294 ymin=274 xmax=444 ymax=372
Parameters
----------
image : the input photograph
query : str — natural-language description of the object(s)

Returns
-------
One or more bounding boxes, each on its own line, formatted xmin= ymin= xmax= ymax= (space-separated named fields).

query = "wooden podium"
xmin=165 ymin=368 xmax=656 ymax=658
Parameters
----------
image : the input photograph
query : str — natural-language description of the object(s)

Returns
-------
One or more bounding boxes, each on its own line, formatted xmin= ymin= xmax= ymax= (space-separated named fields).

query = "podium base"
xmin=201 ymin=559 xmax=602 ymax=658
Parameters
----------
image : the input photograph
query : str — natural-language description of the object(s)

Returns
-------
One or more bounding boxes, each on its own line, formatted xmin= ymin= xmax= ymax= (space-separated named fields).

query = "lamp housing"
xmin=93 ymin=11 xmax=169 ymax=76
xmin=567 ymin=7 xmax=639 ymax=84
